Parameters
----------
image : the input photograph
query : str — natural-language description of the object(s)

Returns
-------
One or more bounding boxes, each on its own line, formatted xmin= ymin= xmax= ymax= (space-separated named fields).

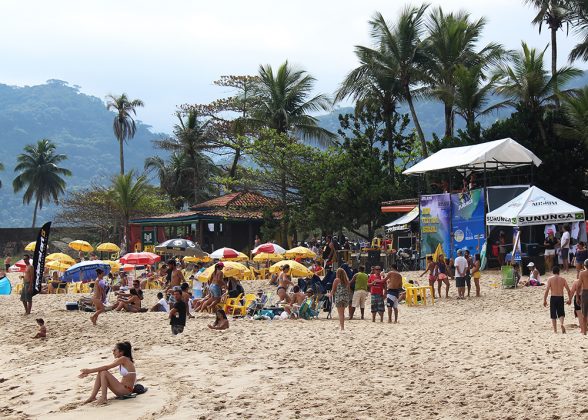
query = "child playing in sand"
xmin=33 ymin=318 xmax=46 ymax=338
xmin=208 ymin=309 xmax=229 ymax=330
xmin=543 ymin=266 xmax=572 ymax=333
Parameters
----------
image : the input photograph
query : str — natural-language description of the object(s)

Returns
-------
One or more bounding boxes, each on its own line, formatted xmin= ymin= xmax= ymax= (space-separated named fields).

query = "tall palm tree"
xmin=555 ymin=85 xmax=588 ymax=145
xmin=251 ymin=61 xmax=335 ymax=144
xmin=0 ymin=161 xmax=4 ymax=188
xmin=423 ymin=7 xmax=505 ymax=138
xmin=445 ymin=64 xmax=504 ymax=137
xmin=494 ymin=42 xmax=581 ymax=142
xmin=336 ymin=42 xmax=403 ymax=177
xmin=13 ymin=139 xmax=72 ymax=227
xmin=110 ymin=171 xmax=150 ymax=250
xmin=524 ymin=0 xmax=574 ymax=108
xmin=368 ymin=6 xmax=430 ymax=158
xmin=106 ymin=93 xmax=144 ymax=175
xmin=153 ymin=110 xmax=214 ymax=204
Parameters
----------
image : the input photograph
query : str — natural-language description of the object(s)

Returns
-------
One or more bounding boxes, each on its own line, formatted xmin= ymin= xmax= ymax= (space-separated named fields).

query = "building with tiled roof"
xmin=129 ymin=191 xmax=281 ymax=253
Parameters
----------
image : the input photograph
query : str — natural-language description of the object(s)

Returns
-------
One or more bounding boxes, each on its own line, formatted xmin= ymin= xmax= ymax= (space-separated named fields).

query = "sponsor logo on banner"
xmin=576 ymin=213 xmax=585 ymax=220
xmin=529 ymin=196 xmax=558 ymax=206
xmin=518 ymin=213 xmax=576 ymax=223
xmin=486 ymin=215 xmax=516 ymax=224
xmin=32 ymin=222 xmax=51 ymax=296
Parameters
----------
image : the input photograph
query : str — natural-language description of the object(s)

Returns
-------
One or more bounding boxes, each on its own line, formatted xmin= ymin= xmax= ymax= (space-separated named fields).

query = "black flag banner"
xmin=32 ymin=222 xmax=51 ymax=296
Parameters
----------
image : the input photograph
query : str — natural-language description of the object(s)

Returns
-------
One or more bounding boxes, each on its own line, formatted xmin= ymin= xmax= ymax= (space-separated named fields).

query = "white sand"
xmin=1 ymin=270 xmax=587 ymax=419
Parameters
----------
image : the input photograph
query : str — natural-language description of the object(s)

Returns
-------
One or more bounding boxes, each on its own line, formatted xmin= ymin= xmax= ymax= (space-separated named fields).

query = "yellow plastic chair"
xmin=144 ymin=280 xmax=160 ymax=290
xmin=221 ymin=293 xmax=242 ymax=313
xmin=14 ymin=283 xmax=23 ymax=294
xmin=228 ymin=293 xmax=257 ymax=316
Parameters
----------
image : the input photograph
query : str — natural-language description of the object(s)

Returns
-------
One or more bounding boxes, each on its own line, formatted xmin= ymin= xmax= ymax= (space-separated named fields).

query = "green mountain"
xmin=0 ymin=80 xmax=165 ymax=227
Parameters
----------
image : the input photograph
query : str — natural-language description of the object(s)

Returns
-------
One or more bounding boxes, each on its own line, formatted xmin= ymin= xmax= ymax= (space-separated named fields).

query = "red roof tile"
xmin=191 ymin=191 xmax=280 ymax=210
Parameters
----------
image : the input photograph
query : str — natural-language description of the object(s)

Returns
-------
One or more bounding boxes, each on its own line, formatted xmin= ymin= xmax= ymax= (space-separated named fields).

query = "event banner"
xmin=32 ymin=221 xmax=51 ymax=296
xmin=420 ymin=193 xmax=451 ymax=260
xmin=451 ymin=188 xmax=485 ymax=257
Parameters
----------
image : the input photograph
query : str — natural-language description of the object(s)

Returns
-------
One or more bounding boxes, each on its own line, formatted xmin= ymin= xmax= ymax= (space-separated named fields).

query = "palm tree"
xmin=446 ymin=64 xmax=504 ymax=137
xmin=110 ymin=171 xmax=150 ymax=251
xmin=13 ymin=139 xmax=72 ymax=227
xmin=106 ymin=93 xmax=144 ymax=175
xmin=368 ymin=7 xmax=430 ymax=158
xmin=524 ymin=0 xmax=574 ymax=108
xmin=423 ymin=7 xmax=505 ymax=138
xmin=0 ymin=161 xmax=4 ymax=188
xmin=555 ymin=85 xmax=588 ymax=145
xmin=251 ymin=61 xmax=335 ymax=144
xmin=153 ymin=110 xmax=215 ymax=204
xmin=494 ymin=42 xmax=581 ymax=142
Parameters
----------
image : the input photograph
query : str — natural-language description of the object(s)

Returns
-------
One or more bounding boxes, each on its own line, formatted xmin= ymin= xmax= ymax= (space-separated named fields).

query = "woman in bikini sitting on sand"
xmin=79 ymin=341 xmax=136 ymax=404
xmin=114 ymin=288 xmax=141 ymax=312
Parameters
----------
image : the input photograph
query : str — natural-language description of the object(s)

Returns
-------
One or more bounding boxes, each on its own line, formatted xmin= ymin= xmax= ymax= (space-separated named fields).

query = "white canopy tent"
xmin=486 ymin=186 xmax=585 ymax=227
xmin=385 ymin=207 xmax=419 ymax=232
xmin=403 ymin=138 xmax=542 ymax=175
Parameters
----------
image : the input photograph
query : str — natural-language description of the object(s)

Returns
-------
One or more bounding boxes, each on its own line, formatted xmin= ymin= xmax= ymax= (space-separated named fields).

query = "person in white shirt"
xmin=560 ymin=224 xmax=571 ymax=274
xmin=150 ymin=292 xmax=170 ymax=312
xmin=454 ymin=250 xmax=469 ymax=300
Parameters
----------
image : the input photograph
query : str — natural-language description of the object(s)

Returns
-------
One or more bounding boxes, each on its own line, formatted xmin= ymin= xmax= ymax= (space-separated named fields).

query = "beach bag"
xmin=65 ymin=302 xmax=79 ymax=311
xmin=133 ymin=384 xmax=147 ymax=394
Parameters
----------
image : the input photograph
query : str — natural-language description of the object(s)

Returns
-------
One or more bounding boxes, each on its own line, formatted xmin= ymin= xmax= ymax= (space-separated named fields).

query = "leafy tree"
xmin=151 ymin=110 xmax=218 ymax=203
xmin=555 ymin=85 xmax=588 ymax=146
xmin=13 ymin=139 xmax=72 ymax=227
xmin=493 ymin=42 xmax=581 ymax=142
xmin=106 ymin=93 xmax=144 ymax=175
xmin=423 ymin=7 xmax=505 ymax=138
xmin=250 ymin=61 xmax=335 ymax=144
xmin=110 ymin=171 xmax=150 ymax=251
xmin=524 ymin=0 xmax=574 ymax=107
xmin=369 ymin=7 xmax=430 ymax=157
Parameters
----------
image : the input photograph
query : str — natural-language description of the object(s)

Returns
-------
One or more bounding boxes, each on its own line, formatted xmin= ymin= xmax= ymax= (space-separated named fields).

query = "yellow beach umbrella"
xmin=184 ymin=255 xmax=211 ymax=263
xmin=24 ymin=241 xmax=37 ymax=252
xmin=197 ymin=261 xmax=249 ymax=282
xmin=269 ymin=260 xmax=312 ymax=277
xmin=47 ymin=253 xmax=76 ymax=264
xmin=96 ymin=242 xmax=120 ymax=253
xmin=284 ymin=246 xmax=316 ymax=259
xmin=46 ymin=260 xmax=72 ymax=271
xmin=104 ymin=260 xmax=121 ymax=271
xmin=221 ymin=252 xmax=249 ymax=262
xmin=253 ymin=252 xmax=284 ymax=262
xmin=69 ymin=240 xmax=94 ymax=252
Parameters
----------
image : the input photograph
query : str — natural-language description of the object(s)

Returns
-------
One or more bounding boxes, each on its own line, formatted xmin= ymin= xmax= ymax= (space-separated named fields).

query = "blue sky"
xmin=2 ymin=0 xmax=584 ymax=132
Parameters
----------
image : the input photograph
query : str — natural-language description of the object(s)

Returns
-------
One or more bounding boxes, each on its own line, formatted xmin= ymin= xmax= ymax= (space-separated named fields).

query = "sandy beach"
xmin=1 ymin=270 xmax=587 ymax=420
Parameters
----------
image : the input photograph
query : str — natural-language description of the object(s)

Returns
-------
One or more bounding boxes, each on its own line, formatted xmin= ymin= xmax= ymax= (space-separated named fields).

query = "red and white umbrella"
xmin=209 ymin=247 xmax=240 ymax=260
xmin=9 ymin=260 xmax=29 ymax=273
xmin=120 ymin=252 xmax=161 ymax=265
xmin=253 ymin=243 xmax=286 ymax=255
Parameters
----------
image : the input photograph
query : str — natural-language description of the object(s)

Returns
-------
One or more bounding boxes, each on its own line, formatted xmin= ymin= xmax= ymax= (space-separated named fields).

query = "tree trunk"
xmin=383 ymin=101 xmax=395 ymax=182
xmin=280 ymin=173 xmax=288 ymax=248
xmin=119 ymin=139 xmax=125 ymax=175
xmin=229 ymin=148 xmax=241 ymax=179
xmin=31 ymin=196 xmax=40 ymax=228
xmin=444 ymin=102 xmax=453 ymax=138
xmin=551 ymin=27 xmax=560 ymax=110
xmin=405 ymin=88 xmax=428 ymax=157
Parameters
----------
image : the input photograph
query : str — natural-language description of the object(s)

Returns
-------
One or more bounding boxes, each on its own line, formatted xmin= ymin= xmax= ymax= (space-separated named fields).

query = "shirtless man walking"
xmin=543 ymin=266 xmax=572 ymax=334
xmin=164 ymin=259 xmax=184 ymax=295
xmin=21 ymin=254 xmax=34 ymax=315
xmin=579 ymin=259 xmax=588 ymax=335
xmin=385 ymin=264 xmax=403 ymax=323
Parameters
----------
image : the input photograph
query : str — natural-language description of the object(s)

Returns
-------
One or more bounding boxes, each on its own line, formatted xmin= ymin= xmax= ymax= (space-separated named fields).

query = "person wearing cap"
xmin=544 ymin=230 xmax=559 ymax=273
xmin=527 ymin=262 xmax=542 ymax=286
xmin=90 ymin=269 xmax=108 ymax=326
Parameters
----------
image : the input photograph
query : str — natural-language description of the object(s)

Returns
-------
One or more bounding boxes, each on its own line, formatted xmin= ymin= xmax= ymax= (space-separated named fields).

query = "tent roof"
xmin=486 ymin=186 xmax=585 ymax=226
xmin=385 ymin=207 xmax=419 ymax=232
xmin=403 ymin=138 xmax=542 ymax=175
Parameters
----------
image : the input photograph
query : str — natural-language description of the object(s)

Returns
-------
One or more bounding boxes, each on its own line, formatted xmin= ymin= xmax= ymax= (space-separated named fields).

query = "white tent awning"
xmin=403 ymin=138 xmax=542 ymax=175
xmin=385 ymin=207 xmax=419 ymax=232
xmin=486 ymin=186 xmax=585 ymax=227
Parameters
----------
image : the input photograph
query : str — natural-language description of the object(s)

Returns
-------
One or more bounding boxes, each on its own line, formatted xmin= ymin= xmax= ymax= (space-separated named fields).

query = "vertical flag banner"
xmin=420 ymin=193 xmax=451 ymax=260
xmin=32 ymin=222 xmax=51 ymax=296
xmin=451 ymin=188 xmax=486 ymax=257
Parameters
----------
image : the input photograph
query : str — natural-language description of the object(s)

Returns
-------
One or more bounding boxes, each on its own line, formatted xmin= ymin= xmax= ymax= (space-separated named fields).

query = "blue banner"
xmin=451 ymin=188 xmax=485 ymax=258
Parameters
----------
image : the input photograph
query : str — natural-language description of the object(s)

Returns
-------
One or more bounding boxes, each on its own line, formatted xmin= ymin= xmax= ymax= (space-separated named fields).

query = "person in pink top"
xmin=368 ymin=266 xmax=386 ymax=322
